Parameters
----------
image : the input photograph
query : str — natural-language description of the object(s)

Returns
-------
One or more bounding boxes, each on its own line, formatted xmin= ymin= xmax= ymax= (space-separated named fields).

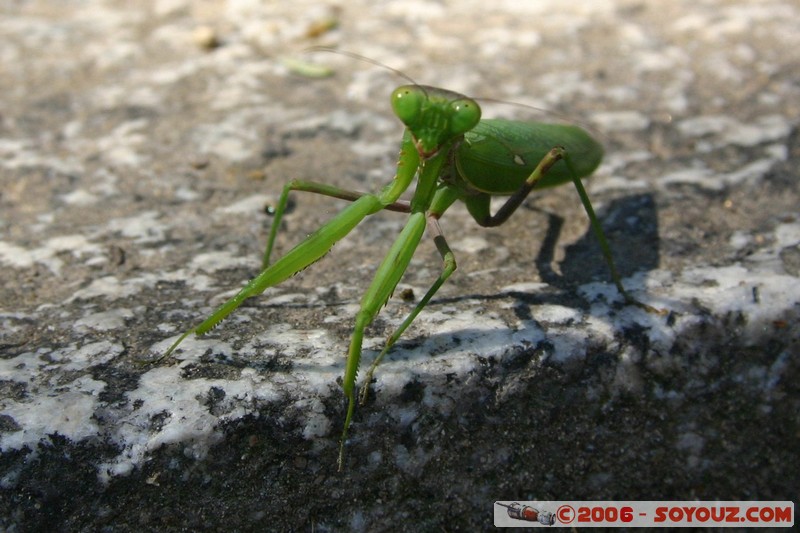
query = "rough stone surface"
xmin=1 ymin=0 xmax=798 ymax=530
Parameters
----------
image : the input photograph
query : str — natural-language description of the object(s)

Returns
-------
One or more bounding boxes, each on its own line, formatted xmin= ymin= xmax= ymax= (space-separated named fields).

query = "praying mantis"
xmin=161 ymin=71 xmax=660 ymax=471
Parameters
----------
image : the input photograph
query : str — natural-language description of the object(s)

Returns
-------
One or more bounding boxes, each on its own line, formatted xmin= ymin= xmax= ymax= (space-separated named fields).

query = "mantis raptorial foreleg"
xmin=161 ymin=193 xmax=389 ymax=362
xmin=263 ymin=178 xmax=411 ymax=269
xmin=358 ymin=213 xmax=457 ymax=407
xmin=356 ymin=148 xmax=568 ymax=405
xmin=338 ymin=210 xmax=428 ymax=470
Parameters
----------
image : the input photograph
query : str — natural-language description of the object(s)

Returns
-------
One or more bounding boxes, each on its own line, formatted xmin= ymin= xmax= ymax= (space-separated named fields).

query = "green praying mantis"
xmin=161 ymin=65 xmax=660 ymax=471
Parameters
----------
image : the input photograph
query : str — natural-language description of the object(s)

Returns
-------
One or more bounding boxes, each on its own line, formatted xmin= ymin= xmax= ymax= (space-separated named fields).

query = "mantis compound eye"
xmin=449 ymin=97 xmax=481 ymax=135
xmin=391 ymin=85 xmax=426 ymax=126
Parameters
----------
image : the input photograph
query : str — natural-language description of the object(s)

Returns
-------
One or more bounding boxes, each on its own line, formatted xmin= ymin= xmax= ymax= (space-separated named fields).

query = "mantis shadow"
xmin=411 ymin=191 xmax=660 ymax=310
xmin=534 ymin=192 xmax=661 ymax=291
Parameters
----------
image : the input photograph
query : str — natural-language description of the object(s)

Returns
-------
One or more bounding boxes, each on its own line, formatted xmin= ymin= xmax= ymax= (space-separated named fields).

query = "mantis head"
xmin=391 ymin=85 xmax=481 ymax=159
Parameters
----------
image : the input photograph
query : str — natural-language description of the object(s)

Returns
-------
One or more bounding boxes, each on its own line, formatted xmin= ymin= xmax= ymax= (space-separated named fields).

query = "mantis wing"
xmin=456 ymin=119 xmax=603 ymax=194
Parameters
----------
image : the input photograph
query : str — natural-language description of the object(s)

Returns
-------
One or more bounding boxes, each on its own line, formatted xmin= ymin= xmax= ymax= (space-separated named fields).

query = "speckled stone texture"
xmin=1 ymin=1 xmax=798 ymax=530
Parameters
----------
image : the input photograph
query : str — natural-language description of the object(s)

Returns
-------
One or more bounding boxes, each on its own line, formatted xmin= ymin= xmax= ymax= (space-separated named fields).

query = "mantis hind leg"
xmin=561 ymin=154 xmax=664 ymax=313
xmin=464 ymin=147 xmax=662 ymax=313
